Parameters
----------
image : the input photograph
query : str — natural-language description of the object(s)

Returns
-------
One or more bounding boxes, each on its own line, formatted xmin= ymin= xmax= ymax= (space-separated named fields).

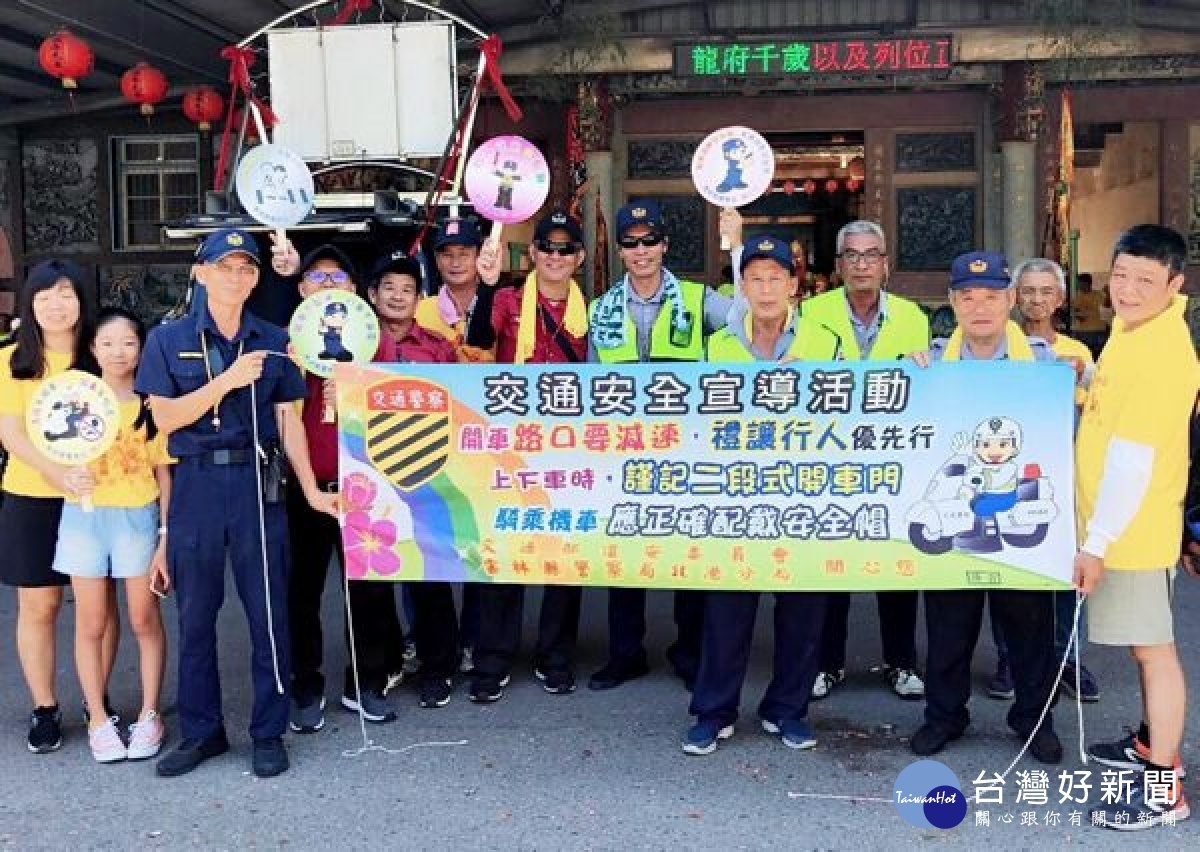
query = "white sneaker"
xmin=887 ymin=667 xmax=925 ymax=699
xmin=88 ymin=720 xmax=127 ymax=763
xmin=126 ymin=710 xmax=165 ymax=760
xmin=810 ymin=669 xmax=844 ymax=700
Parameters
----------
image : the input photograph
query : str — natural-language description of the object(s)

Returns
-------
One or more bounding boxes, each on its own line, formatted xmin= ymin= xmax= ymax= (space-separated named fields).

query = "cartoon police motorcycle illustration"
xmin=906 ymin=417 xmax=1059 ymax=555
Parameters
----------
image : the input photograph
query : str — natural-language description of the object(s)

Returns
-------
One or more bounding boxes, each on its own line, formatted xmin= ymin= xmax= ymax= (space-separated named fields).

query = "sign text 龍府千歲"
xmin=674 ymin=36 xmax=953 ymax=79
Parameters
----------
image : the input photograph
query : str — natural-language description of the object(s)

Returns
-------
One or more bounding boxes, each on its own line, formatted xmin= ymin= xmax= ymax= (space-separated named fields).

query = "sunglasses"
xmin=618 ymin=233 xmax=665 ymax=249
xmin=304 ymin=269 xmax=350 ymax=285
xmin=535 ymin=240 xmax=582 ymax=256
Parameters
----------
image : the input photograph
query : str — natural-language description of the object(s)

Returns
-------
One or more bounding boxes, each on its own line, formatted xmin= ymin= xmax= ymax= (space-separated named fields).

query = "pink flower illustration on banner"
xmin=343 ymin=510 xmax=401 ymax=578
xmin=341 ymin=472 xmax=378 ymax=513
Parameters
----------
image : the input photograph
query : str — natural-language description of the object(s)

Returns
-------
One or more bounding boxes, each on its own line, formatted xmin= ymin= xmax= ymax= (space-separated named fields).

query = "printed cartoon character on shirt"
xmin=715 ymin=138 xmax=751 ymax=194
xmin=317 ymin=301 xmax=354 ymax=362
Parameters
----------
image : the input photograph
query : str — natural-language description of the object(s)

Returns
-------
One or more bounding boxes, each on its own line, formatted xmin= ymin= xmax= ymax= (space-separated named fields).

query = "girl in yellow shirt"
xmin=52 ymin=308 xmax=172 ymax=763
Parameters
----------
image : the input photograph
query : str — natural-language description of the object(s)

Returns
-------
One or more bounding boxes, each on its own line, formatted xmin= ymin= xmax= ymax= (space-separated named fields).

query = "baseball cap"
xmin=739 ymin=235 xmax=794 ymax=274
xmin=299 ymin=243 xmax=357 ymax=278
xmin=196 ymin=228 xmax=260 ymax=265
xmin=433 ymin=218 xmax=483 ymax=250
xmin=369 ymin=249 xmax=423 ymax=287
xmin=533 ymin=210 xmax=584 ymax=244
xmin=950 ymin=251 xmax=1010 ymax=290
xmin=615 ymin=200 xmax=665 ymax=236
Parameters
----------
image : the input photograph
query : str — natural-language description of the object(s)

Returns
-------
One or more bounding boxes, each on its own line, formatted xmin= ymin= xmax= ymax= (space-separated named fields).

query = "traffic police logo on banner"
xmin=365 ymin=377 xmax=452 ymax=491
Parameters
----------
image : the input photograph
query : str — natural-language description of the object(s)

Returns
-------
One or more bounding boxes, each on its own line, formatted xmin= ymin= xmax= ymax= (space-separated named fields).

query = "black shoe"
xmin=910 ymin=723 xmax=959 ymax=756
xmin=27 ymin=705 xmax=63 ymax=754
xmin=252 ymin=737 xmax=289 ymax=778
xmin=419 ymin=677 xmax=453 ymax=709
xmin=468 ymin=674 xmax=510 ymax=704
xmin=156 ymin=731 xmax=230 ymax=777
xmin=1026 ymin=726 xmax=1063 ymax=765
xmin=534 ymin=668 xmax=577 ymax=695
xmin=587 ymin=658 xmax=650 ymax=691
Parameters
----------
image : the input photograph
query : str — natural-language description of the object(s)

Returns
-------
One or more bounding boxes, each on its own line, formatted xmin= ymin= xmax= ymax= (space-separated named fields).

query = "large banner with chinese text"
xmin=334 ymin=361 xmax=1076 ymax=591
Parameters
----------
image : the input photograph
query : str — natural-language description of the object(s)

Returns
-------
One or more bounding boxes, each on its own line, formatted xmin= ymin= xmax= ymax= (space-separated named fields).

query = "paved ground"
xmin=0 ymin=573 xmax=1198 ymax=850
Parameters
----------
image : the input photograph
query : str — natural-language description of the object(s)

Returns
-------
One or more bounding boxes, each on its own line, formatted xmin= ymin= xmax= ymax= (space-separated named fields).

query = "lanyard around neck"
xmin=199 ymin=329 xmax=245 ymax=431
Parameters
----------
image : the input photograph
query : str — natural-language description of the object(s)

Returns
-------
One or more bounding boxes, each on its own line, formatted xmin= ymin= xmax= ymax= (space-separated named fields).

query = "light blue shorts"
xmin=52 ymin=502 xmax=160 ymax=579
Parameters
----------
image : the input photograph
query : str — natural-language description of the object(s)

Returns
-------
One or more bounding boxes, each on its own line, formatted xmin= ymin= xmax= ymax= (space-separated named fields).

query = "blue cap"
xmin=196 ymin=228 xmax=260 ymax=265
xmin=616 ymin=200 xmax=665 ymax=236
xmin=950 ymin=251 xmax=1010 ymax=290
xmin=739 ymin=235 xmax=793 ymax=274
xmin=434 ymin=218 xmax=483 ymax=250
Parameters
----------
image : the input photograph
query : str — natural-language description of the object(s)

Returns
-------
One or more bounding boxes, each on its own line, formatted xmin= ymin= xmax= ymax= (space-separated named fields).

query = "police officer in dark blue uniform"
xmin=137 ymin=229 xmax=336 ymax=778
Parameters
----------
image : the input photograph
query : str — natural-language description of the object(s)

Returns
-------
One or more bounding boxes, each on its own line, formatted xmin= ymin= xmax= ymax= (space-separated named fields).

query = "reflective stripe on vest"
xmin=591 ymin=279 xmax=707 ymax=363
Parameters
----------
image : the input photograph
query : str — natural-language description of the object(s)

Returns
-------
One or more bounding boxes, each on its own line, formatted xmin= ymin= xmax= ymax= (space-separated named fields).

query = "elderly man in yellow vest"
xmin=587 ymin=199 xmax=733 ymax=692
xmin=802 ymin=221 xmax=930 ymax=703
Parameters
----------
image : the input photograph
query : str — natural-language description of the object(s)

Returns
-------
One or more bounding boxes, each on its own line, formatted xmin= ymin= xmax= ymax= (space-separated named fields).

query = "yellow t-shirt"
xmin=1050 ymin=333 xmax=1094 ymax=365
xmin=1050 ymin=333 xmax=1094 ymax=407
xmin=1075 ymin=297 xmax=1200 ymax=570
xmin=80 ymin=397 xmax=171 ymax=509
xmin=0 ymin=347 xmax=73 ymax=498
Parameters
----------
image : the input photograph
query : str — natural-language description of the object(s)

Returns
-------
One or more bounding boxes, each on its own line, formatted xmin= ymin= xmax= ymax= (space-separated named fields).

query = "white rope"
xmin=249 ymin=378 xmax=285 ymax=695
xmin=784 ymin=594 xmax=1089 ymax=804
xmin=995 ymin=592 xmax=1088 ymax=779
xmin=338 ymin=516 xmax=468 ymax=759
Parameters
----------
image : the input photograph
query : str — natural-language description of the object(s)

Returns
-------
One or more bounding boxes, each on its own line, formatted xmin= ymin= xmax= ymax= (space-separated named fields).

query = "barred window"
xmin=112 ymin=136 xmax=199 ymax=250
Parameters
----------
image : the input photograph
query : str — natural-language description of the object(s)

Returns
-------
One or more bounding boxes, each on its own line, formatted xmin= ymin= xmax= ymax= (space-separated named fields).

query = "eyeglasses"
xmin=535 ymin=240 xmax=582 ymax=256
xmin=838 ymin=249 xmax=885 ymax=266
xmin=618 ymin=233 xmax=665 ymax=249
xmin=304 ymin=269 xmax=351 ymax=285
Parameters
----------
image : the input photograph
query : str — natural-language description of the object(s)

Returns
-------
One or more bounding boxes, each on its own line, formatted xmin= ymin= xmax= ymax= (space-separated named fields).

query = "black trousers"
xmin=605 ymin=587 xmax=705 ymax=676
xmin=286 ymin=484 xmax=404 ymax=696
xmin=690 ymin=591 xmax=826 ymax=727
xmin=819 ymin=591 xmax=919 ymax=671
xmin=923 ymin=589 xmax=1057 ymax=736
xmin=474 ymin=584 xmax=581 ymax=678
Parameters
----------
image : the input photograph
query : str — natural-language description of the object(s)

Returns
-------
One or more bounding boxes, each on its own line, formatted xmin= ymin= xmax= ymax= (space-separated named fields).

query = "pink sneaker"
xmin=88 ymin=720 xmax=127 ymax=763
xmin=126 ymin=711 xmax=165 ymax=760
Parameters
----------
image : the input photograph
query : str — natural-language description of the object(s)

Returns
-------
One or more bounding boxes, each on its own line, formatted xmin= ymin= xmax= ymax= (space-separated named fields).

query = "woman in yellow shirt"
xmin=0 ymin=260 xmax=111 ymax=754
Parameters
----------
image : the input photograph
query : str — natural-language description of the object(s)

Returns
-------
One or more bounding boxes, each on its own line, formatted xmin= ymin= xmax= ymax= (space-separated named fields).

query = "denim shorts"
xmin=52 ymin=501 xmax=160 ymax=579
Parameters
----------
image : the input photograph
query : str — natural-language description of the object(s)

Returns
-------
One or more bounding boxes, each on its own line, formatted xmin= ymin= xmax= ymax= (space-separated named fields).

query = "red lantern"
xmin=846 ymin=177 xmax=861 ymax=192
xmin=802 ymin=179 xmax=816 ymax=195
xmin=120 ymin=63 xmax=169 ymax=116
xmin=825 ymin=178 xmax=840 ymax=193
xmin=782 ymin=179 xmax=796 ymax=195
xmin=38 ymin=29 xmax=94 ymax=90
xmin=182 ymin=86 xmax=224 ymax=131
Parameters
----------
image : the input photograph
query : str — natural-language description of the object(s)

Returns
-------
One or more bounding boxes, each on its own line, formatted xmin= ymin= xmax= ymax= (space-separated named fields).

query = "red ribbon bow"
xmin=479 ymin=35 xmax=523 ymax=123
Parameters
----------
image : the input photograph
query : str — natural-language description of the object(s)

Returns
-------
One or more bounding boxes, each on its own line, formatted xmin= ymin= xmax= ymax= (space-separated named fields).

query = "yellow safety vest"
xmin=802 ymin=287 xmax=929 ymax=360
xmin=590 ymin=279 xmax=707 ymax=363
